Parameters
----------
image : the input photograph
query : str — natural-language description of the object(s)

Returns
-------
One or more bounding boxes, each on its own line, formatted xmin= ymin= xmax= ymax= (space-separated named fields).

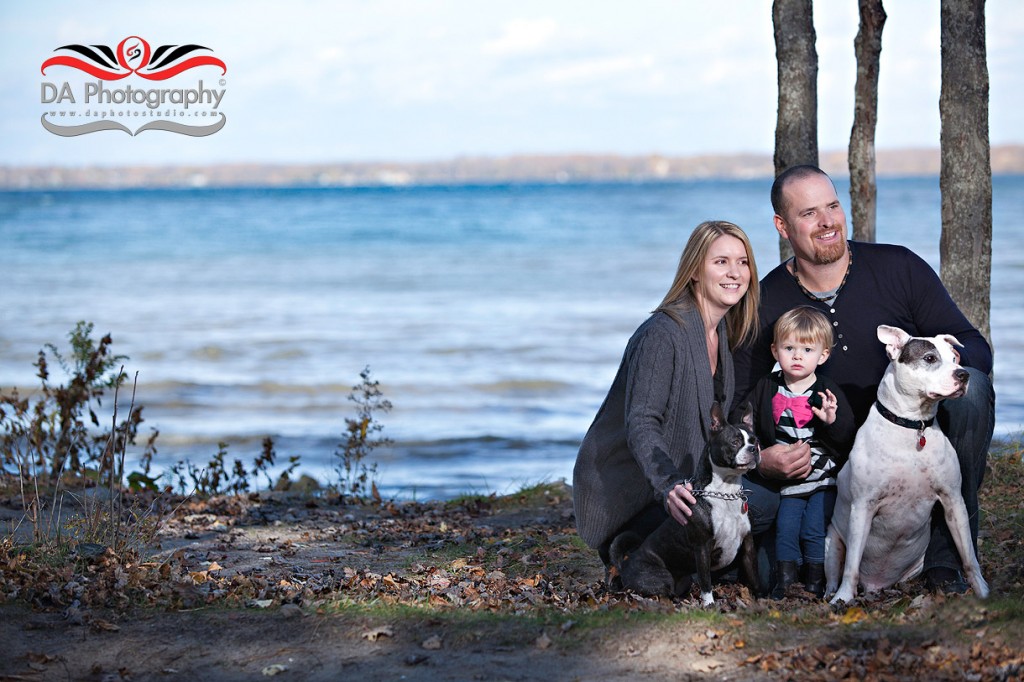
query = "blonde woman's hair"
xmin=772 ymin=306 xmax=835 ymax=349
xmin=655 ymin=220 xmax=760 ymax=349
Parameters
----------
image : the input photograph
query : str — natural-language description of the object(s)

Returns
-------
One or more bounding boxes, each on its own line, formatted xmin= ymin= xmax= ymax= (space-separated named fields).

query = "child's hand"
xmin=812 ymin=389 xmax=838 ymax=425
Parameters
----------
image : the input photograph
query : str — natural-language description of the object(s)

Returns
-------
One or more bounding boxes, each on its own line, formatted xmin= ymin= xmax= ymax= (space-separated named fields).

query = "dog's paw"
xmin=827 ymin=589 xmax=851 ymax=606
xmin=700 ymin=592 xmax=714 ymax=607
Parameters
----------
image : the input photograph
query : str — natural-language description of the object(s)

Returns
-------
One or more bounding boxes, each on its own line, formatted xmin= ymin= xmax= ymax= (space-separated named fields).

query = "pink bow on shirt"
xmin=772 ymin=393 xmax=814 ymax=428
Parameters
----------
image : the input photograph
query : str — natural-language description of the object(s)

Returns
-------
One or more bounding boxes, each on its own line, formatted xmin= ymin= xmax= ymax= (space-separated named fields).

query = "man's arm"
xmin=905 ymin=249 xmax=992 ymax=374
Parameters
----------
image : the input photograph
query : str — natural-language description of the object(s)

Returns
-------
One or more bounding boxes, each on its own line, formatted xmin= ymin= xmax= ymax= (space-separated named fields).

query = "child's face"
xmin=771 ymin=335 xmax=830 ymax=383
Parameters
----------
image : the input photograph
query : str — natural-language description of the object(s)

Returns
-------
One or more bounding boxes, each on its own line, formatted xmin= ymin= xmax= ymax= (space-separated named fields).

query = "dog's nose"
xmin=954 ymin=368 xmax=969 ymax=384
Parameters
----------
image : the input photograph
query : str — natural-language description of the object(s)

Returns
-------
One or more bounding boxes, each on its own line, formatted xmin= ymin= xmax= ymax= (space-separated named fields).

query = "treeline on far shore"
xmin=3 ymin=145 xmax=1024 ymax=191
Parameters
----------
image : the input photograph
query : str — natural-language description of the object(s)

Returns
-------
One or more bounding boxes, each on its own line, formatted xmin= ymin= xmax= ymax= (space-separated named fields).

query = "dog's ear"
xmin=710 ymin=401 xmax=725 ymax=433
xmin=938 ymin=333 xmax=963 ymax=349
xmin=739 ymin=402 xmax=754 ymax=431
xmin=877 ymin=325 xmax=911 ymax=360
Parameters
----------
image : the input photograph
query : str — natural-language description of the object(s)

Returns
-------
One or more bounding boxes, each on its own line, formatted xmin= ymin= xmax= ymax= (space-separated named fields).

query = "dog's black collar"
xmin=874 ymin=401 xmax=934 ymax=431
xmin=874 ymin=401 xmax=934 ymax=450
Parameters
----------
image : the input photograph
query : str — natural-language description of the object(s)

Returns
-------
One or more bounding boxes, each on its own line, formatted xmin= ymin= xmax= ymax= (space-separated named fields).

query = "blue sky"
xmin=2 ymin=1 xmax=1021 ymax=166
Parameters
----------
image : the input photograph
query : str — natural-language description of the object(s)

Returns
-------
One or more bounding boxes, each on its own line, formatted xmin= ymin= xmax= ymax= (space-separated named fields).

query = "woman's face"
xmin=694 ymin=234 xmax=751 ymax=317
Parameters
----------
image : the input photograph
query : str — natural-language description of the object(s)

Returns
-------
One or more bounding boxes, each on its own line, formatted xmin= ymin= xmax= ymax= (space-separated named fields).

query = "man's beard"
xmin=812 ymin=231 xmax=847 ymax=265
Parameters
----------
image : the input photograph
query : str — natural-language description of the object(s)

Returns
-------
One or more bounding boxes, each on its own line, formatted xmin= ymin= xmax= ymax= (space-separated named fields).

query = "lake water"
xmin=1 ymin=176 xmax=1022 ymax=499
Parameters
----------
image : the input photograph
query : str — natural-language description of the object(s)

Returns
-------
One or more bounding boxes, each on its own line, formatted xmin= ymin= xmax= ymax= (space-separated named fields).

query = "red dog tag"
xmin=742 ymin=501 xmax=748 ymax=514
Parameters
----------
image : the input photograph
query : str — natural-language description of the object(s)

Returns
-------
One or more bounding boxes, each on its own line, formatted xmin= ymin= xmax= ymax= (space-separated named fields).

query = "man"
xmin=733 ymin=165 xmax=995 ymax=594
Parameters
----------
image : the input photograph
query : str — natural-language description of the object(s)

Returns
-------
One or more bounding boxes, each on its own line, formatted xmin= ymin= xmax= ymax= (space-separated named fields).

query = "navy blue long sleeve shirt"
xmin=734 ymin=241 xmax=993 ymax=429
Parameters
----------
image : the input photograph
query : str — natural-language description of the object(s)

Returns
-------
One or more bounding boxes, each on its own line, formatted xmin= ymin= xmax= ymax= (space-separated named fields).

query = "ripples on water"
xmin=1 ymin=178 xmax=1022 ymax=498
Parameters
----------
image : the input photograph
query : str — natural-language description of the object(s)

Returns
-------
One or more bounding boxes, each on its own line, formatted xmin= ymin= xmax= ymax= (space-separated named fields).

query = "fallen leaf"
xmin=90 ymin=618 xmax=120 ymax=632
xmin=261 ymin=664 xmax=288 ymax=676
xmin=422 ymin=635 xmax=443 ymax=650
xmin=536 ymin=632 xmax=552 ymax=649
xmin=280 ymin=604 xmax=303 ymax=619
xmin=362 ymin=625 xmax=394 ymax=641
xmin=840 ymin=606 xmax=869 ymax=624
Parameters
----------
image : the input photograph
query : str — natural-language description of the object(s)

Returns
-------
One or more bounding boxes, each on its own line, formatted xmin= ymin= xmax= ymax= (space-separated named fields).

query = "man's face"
xmin=774 ymin=174 xmax=848 ymax=265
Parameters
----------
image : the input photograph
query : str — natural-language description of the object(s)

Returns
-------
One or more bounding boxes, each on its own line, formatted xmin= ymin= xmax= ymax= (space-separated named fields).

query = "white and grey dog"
xmin=824 ymin=325 xmax=989 ymax=604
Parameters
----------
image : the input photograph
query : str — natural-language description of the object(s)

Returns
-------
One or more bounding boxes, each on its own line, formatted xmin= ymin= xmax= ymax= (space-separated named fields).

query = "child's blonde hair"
xmin=772 ymin=306 xmax=834 ymax=349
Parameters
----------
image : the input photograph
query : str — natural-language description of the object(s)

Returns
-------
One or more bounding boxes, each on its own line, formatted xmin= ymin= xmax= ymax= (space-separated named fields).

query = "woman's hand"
xmin=667 ymin=481 xmax=698 ymax=526
xmin=757 ymin=441 xmax=812 ymax=480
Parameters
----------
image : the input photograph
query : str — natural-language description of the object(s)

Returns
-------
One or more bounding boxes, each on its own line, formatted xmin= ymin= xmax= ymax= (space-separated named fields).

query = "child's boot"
xmin=803 ymin=562 xmax=826 ymax=598
xmin=771 ymin=560 xmax=799 ymax=599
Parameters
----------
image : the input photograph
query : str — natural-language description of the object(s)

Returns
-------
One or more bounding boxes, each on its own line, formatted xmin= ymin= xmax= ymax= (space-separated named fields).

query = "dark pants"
xmin=775 ymin=488 xmax=837 ymax=564
xmin=597 ymin=503 xmax=668 ymax=566
xmin=745 ymin=367 xmax=994 ymax=579
xmin=930 ymin=367 xmax=994 ymax=571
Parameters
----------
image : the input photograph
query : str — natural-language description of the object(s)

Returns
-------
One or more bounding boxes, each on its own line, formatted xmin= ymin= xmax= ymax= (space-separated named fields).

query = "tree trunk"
xmin=773 ymin=0 xmax=818 ymax=262
xmin=849 ymin=0 xmax=886 ymax=243
xmin=939 ymin=0 xmax=992 ymax=345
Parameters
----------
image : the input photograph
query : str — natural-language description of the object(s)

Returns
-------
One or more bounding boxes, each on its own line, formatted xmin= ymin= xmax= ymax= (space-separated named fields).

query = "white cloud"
xmin=541 ymin=54 xmax=655 ymax=85
xmin=1 ymin=0 xmax=1020 ymax=164
xmin=482 ymin=17 xmax=559 ymax=55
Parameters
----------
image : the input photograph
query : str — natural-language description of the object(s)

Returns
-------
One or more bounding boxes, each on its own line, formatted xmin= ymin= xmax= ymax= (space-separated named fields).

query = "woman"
xmin=572 ymin=220 xmax=759 ymax=575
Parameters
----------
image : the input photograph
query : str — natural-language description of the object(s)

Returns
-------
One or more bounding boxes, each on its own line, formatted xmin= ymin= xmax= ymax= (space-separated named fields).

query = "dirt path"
xmin=3 ymin=603 xmax=769 ymax=681
xmin=2 ymin=462 xmax=1023 ymax=681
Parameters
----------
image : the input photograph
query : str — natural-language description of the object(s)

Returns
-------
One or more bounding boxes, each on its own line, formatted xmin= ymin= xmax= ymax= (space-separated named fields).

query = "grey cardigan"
xmin=572 ymin=305 xmax=735 ymax=550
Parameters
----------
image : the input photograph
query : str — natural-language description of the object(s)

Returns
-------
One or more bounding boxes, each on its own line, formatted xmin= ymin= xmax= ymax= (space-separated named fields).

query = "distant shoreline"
xmin=2 ymin=145 xmax=1022 ymax=191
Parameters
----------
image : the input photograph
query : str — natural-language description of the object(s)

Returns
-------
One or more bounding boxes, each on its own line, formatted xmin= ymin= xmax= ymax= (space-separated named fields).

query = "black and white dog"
xmin=825 ymin=326 xmax=989 ymax=603
xmin=610 ymin=402 xmax=763 ymax=605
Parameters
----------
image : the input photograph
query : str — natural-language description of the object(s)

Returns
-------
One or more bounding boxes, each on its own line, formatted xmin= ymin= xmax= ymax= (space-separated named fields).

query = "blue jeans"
xmin=745 ymin=368 xmax=994 ymax=578
xmin=775 ymin=488 xmax=837 ymax=564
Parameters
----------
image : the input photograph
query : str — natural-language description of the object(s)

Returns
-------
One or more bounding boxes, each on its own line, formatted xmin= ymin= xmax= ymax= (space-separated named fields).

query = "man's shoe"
xmin=925 ymin=567 xmax=969 ymax=595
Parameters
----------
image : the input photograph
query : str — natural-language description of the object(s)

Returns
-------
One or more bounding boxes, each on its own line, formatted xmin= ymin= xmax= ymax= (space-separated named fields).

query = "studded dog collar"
xmin=686 ymin=483 xmax=750 ymax=514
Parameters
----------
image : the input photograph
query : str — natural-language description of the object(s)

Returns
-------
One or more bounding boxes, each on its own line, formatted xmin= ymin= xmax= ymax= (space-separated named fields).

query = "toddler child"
xmin=749 ymin=306 xmax=856 ymax=598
